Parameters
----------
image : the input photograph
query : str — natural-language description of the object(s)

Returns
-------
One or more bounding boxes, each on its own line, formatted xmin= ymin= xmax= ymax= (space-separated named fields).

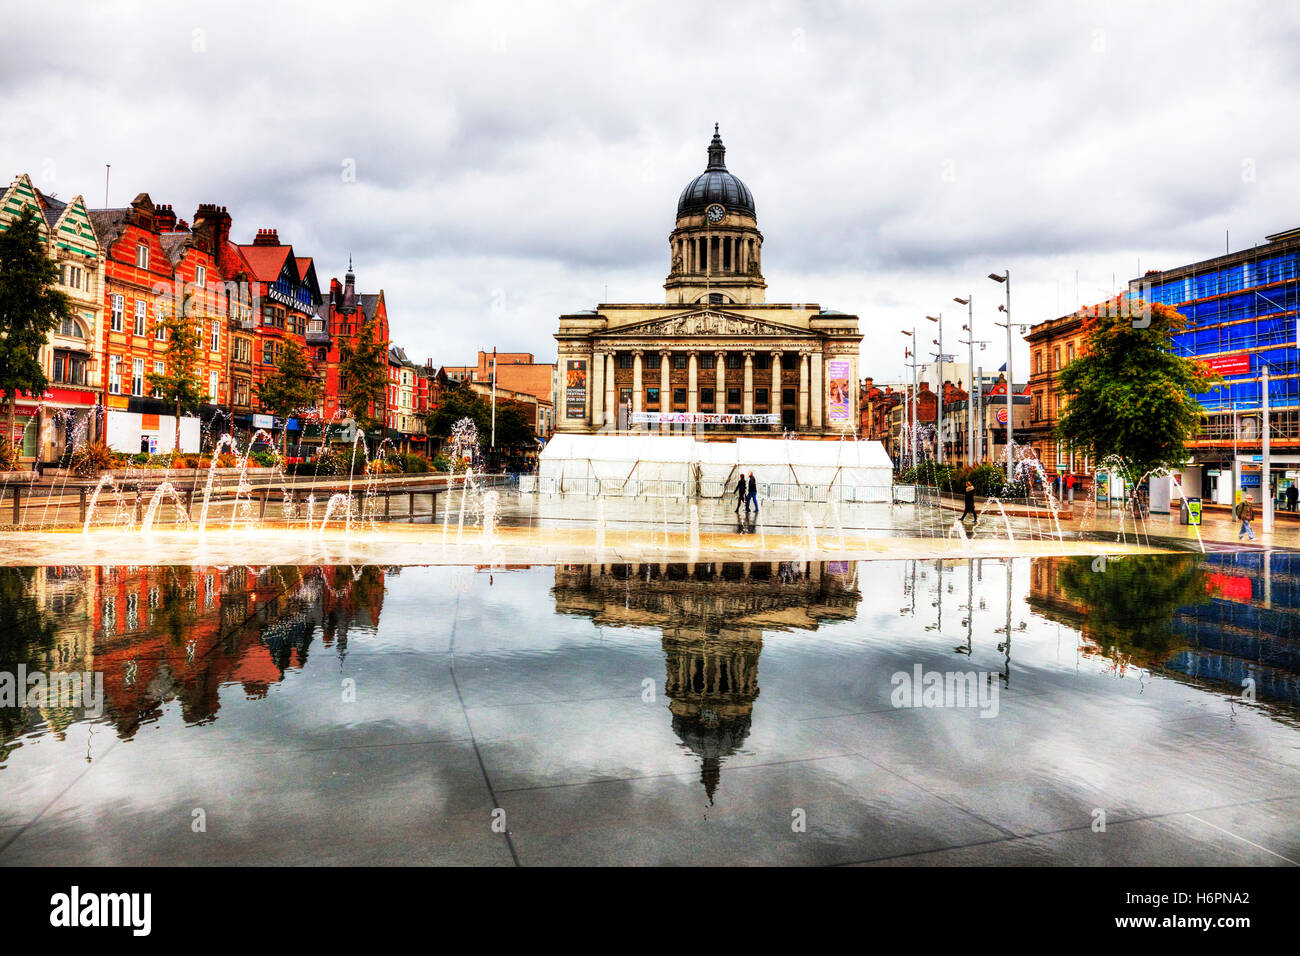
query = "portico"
xmin=555 ymin=128 xmax=862 ymax=439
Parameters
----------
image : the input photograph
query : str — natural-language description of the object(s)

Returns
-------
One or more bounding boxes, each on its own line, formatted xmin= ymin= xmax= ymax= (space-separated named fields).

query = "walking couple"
xmin=735 ymin=471 xmax=759 ymax=514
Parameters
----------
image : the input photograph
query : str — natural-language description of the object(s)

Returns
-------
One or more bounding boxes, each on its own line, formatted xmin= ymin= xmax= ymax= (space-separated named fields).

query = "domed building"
xmin=555 ymin=126 xmax=862 ymax=437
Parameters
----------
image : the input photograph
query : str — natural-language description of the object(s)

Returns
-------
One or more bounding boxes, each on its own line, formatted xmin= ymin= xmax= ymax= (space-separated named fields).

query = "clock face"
xmin=706 ymin=204 xmax=725 ymax=223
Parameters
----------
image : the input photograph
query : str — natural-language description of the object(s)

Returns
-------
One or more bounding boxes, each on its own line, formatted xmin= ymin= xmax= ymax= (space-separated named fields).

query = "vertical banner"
xmin=565 ymin=359 xmax=587 ymax=419
xmin=827 ymin=359 xmax=851 ymax=423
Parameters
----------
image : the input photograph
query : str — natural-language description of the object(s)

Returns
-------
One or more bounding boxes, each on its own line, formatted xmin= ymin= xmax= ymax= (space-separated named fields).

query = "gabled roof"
xmin=235 ymin=243 xmax=293 ymax=282
xmin=294 ymin=257 xmax=312 ymax=280
xmin=359 ymin=293 xmax=381 ymax=321
xmin=88 ymin=208 xmax=130 ymax=247
xmin=160 ymin=233 xmax=189 ymax=266
xmin=34 ymin=188 xmax=66 ymax=228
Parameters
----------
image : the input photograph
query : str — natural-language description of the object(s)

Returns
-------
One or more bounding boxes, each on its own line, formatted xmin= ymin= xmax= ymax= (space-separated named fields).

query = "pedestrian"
xmin=1287 ymin=482 xmax=1298 ymax=513
xmin=959 ymin=481 xmax=977 ymax=523
xmin=1066 ymin=472 xmax=1075 ymax=503
xmin=1236 ymin=493 xmax=1256 ymax=541
xmin=747 ymin=471 xmax=759 ymax=514
xmin=735 ymin=471 xmax=747 ymax=514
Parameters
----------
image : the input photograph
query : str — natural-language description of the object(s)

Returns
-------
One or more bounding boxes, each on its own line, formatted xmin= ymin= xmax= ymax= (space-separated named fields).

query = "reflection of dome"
xmin=676 ymin=125 xmax=756 ymax=220
xmin=672 ymin=710 xmax=752 ymax=805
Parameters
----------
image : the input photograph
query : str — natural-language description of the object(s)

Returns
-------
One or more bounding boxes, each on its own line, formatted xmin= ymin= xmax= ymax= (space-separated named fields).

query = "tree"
xmin=257 ymin=340 xmax=323 ymax=455
xmin=0 ymin=206 xmax=72 ymax=456
xmin=338 ymin=318 xmax=387 ymax=436
xmin=425 ymin=384 xmax=535 ymax=451
xmin=147 ymin=310 xmax=204 ymax=453
xmin=1056 ymin=301 xmax=1222 ymax=487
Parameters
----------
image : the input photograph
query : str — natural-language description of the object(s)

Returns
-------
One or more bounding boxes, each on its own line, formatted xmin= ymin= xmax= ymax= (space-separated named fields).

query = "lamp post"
xmin=902 ymin=328 xmax=918 ymax=466
xmin=989 ymin=271 xmax=1013 ymax=484
xmin=926 ymin=314 xmax=944 ymax=463
xmin=954 ymin=296 xmax=988 ymax=466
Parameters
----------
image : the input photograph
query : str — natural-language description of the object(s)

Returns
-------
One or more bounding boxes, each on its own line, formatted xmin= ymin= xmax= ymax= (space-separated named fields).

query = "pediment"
xmin=617 ymin=309 xmax=809 ymax=338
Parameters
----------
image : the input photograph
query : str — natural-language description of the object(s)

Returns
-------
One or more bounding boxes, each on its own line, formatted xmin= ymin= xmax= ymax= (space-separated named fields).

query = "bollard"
xmin=79 ymin=487 xmax=87 ymax=525
xmin=385 ymin=490 xmax=391 ymax=520
xmin=11 ymin=487 xmax=19 ymax=526
xmin=409 ymin=491 xmax=415 ymax=523
xmin=134 ymin=489 xmax=143 ymax=526
xmin=260 ymin=491 xmax=268 ymax=520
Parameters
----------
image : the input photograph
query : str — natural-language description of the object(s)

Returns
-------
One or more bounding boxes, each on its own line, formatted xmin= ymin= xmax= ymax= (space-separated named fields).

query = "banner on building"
xmin=631 ymin=412 xmax=780 ymax=425
xmin=1203 ymin=353 xmax=1250 ymax=375
xmin=827 ymin=359 xmax=851 ymax=422
xmin=565 ymin=359 xmax=587 ymax=419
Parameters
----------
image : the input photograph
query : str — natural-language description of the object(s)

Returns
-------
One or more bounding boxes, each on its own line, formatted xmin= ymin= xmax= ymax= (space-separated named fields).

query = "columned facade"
xmin=555 ymin=127 xmax=862 ymax=440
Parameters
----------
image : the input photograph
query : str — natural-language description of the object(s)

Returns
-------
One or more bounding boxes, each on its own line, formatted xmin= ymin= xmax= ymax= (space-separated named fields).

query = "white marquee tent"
xmin=535 ymin=434 xmax=893 ymax=502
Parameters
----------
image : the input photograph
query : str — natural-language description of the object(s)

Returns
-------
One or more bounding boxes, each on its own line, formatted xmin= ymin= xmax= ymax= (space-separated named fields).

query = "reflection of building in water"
xmin=1029 ymin=555 xmax=1300 ymax=723
xmin=553 ymin=560 xmax=860 ymax=802
xmin=3 ymin=565 xmax=388 ymax=751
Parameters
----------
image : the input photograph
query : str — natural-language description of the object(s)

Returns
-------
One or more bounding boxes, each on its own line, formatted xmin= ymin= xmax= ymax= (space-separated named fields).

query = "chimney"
xmin=252 ymin=228 xmax=280 ymax=246
xmin=152 ymin=203 xmax=176 ymax=232
xmin=193 ymin=204 xmax=234 ymax=275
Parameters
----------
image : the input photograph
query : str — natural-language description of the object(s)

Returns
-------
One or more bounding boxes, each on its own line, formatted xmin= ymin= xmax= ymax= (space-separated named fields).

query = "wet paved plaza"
xmin=1 ymin=551 xmax=1297 ymax=866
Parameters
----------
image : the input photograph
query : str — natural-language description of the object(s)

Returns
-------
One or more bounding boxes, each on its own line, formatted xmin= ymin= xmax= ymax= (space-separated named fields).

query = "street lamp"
xmin=955 ymin=295 xmax=989 ymax=465
xmin=902 ymin=328 xmax=918 ymax=465
xmin=926 ymin=314 xmax=944 ymax=463
xmin=989 ymin=271 xmax=1013 ymax=484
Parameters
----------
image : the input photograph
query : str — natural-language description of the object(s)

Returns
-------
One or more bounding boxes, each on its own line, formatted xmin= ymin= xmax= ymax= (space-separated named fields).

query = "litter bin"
xmin=1184 ymin=497 xmax=1202 ymax=527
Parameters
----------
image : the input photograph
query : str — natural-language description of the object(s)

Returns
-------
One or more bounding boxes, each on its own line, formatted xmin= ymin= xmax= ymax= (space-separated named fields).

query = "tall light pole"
xmin=954 ymin=295 xmax=987 ymax=467
xmin=902 ymin=328 xmax=918 ymax=465
xmin=926 ymin=314 xmax=944 ymax=463
xmin=989 ymin=271 xmax=1013 ymax=484
xmin=490 ymin=346 xmax=497 ymax=453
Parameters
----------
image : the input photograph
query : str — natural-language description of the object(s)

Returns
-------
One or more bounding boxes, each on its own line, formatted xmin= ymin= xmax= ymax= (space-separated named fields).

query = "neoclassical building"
xmin=555 ymin=127 xmax=862 ymax=438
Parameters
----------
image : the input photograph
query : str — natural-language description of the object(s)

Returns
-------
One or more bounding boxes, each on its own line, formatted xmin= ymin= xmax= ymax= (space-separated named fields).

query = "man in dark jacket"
xmin=1287 ymin=482 xmax=1298 ymax=513
xmin=747 ymin=472 xmax=759 ymax=514
xmin=735 ymin=471 xmax=748 ymax=513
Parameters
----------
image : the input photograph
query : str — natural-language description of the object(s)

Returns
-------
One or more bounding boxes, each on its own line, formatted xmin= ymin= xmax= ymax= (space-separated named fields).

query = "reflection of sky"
xmin=2 ymin=558 xmax=1299 ymax=865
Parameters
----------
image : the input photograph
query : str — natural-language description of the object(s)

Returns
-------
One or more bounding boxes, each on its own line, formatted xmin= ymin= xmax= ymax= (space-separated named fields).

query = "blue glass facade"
xmin=1138 ymin=245 xmax=1300 ymax=413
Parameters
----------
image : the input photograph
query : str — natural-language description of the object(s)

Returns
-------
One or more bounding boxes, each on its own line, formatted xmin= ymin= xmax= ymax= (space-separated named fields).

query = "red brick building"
xmin=90 ymin=194 xmax=230 ymax=453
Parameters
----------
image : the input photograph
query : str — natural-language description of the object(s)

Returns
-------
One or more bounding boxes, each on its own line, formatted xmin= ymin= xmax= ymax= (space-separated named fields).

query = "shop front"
xmin=9 ymin=387 xmax=102 ymax=465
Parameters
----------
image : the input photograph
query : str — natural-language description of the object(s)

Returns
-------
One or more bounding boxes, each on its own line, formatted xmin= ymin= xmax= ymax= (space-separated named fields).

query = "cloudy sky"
xmin=4 ymin=0 xmax=1297 ymax=384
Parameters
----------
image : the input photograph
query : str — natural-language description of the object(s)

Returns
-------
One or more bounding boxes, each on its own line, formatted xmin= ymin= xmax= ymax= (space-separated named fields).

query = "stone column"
xmin=688 ymin=351 xmax=698 ymax=416
xmin=715 ymin=351 xmax=725 ymax=418
xmin=591 ymin=348 xmax=604 ymax=429
xmin=770 ymin=350 xmax=782 ymax=426
xmin=632 ymin=350 xmax=643 ymax=422
xmin=659 ymin=349 xmax=671 ymax=434
xmin=798 ymin=351 xmax=810 ymax=428
xmin=743 ymin=351 xmax=754 ymax=416
xmin=605 ymin=351 xmax=616 ymax=430
xmin=811 ymin=348 xmax=824 ymax=430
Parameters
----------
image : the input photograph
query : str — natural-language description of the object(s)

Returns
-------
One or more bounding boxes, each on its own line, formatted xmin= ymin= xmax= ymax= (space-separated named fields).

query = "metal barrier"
xmin=893 ymin=484 xmax=917 ymax=503
xmin=699 ymin=478 xmax=728 ymax=498
xmin=518 ymin=475 xmax=537 ymax=493
xmin=639 ymin=479 xmax=687 ymax=498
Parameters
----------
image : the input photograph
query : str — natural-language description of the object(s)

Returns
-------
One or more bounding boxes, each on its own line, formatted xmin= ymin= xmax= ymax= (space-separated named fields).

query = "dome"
xmin=675 ymin=125 xmax=755 ymax=220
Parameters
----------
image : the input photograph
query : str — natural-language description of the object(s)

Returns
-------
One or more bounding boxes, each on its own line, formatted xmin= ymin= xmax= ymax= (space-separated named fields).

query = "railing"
xmin=526 ymin=478 xmax=893 ymax=503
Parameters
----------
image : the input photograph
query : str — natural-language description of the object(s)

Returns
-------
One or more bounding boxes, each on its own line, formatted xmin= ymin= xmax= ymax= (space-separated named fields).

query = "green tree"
xmin=338 ymin=319 xmax=387 ymax=435
xmin=147 ymin=310 xmax=205 ymax=453
xmin=1056 ymin=302 xmax=1222 ymax=485
xmin=1055 ymin=553 xmax=1208 ymax=668
xmin=425 ymin=384 xmax=534 ymax=451
xmin=257 ymin=340 xmax=323 ymax=455
xmin=0 ymin=207 xmax=72 ymax=455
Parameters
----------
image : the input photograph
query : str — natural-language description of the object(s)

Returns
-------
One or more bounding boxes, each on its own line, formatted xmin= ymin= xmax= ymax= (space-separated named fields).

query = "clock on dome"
xmin=706 ymin=203 xmax=725 ymax=223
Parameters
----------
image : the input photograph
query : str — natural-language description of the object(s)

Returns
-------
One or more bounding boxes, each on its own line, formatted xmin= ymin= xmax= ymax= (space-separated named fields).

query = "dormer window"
xmin=136 ymin=243 xmax=149 ymax=269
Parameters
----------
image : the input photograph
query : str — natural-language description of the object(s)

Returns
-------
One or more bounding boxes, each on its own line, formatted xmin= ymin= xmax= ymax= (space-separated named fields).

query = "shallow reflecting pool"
xmin=1 ymin=554 xmax=1298 ymax=865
